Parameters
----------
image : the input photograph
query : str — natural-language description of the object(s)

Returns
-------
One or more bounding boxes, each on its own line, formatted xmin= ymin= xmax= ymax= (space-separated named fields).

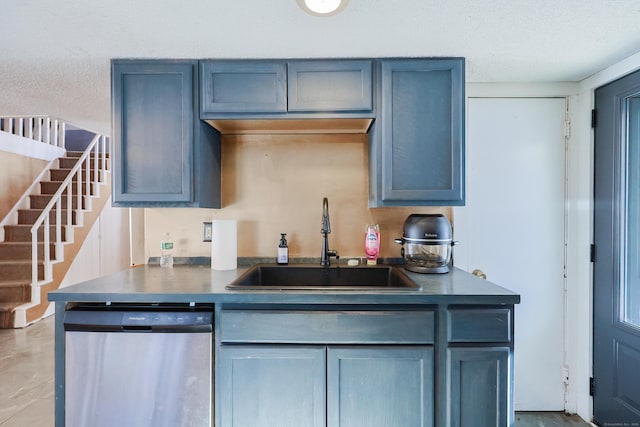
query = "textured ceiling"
xmin=1 ymin=0 xmax=640 ymax=134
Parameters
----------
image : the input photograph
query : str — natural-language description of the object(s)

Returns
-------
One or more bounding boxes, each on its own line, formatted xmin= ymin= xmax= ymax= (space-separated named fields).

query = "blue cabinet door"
xmin=447 ymin=347 xmax=511 ymax=427
xmin=327 ymin=346 xmax=434 ymax=427
xmin=112 ymin=60 xmax=221 ymax=207
xmin=217 ymin=345 xmax=326 ymax=427
xmin=288 ymin=60 xmax=373 ymax=112
xmin=371 ymin=58 xmax=465 ymax=207
xmin=112 ymin=60 xmax=194 ymax=204
xmin=200 ymin=61 xmax=287 ymax=115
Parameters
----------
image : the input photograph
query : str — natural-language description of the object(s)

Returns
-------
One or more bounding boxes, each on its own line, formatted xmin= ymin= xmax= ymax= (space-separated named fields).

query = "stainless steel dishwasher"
xmin=64 ymin=304 xmax=213 ymax=427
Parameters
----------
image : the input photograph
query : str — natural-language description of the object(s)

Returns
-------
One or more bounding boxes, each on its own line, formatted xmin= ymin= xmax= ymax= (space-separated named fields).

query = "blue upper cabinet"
xmin=199 ymin=59 xmax=373 ymax=118
xmin=370 ymin=58 xmax=465 ymax=207
xmin=200 ymin=61 xmax=287 ymax=114
xmin=287 ymin=60 xmax=373 ymax=112
xmin=112 ymin=60 xmax=221 ymax=208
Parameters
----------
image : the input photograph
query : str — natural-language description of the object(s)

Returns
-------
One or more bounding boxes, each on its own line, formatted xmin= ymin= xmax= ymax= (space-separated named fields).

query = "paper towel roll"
xmin=211 ymin=220 xmax=237 ymax=270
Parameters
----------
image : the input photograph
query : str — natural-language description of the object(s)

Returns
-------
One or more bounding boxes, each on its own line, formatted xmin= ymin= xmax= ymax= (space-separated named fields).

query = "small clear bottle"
xmin=277 ymin=233 xmax=289 ymax=265
xmin=160 ymin=232 xmax=174 ymax=268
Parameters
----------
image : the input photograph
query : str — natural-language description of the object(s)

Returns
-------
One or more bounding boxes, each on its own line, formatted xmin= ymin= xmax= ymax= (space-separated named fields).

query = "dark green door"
xmin=593 ymin=69 xmax=640 ymax=424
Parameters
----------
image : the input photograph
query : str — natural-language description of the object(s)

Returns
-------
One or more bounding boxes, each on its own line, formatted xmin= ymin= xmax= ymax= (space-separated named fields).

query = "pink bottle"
xmin=365 ymin=224 xmax=380 ymax=265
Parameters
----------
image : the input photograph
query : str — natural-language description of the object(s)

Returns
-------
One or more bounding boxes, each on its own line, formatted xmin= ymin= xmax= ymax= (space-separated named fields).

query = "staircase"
xmin=0 ymin=117 xmax=111 ymax=328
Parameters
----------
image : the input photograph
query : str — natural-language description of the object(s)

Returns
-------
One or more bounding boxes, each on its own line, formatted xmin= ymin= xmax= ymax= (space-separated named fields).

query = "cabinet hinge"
xmin=591 ymin=109 xmax=597 ymax=128
xmin=589 ymin=377 xmax=595 ymax=396
xmin=590 ymin=244 xmax=596 ymax=263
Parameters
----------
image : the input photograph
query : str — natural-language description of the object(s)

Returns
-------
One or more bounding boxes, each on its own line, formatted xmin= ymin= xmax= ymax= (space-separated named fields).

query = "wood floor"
xmin=0 ymin=314 xmax=593 ymax=426
xmin=0 ymin=312 xmax=54 ymax=426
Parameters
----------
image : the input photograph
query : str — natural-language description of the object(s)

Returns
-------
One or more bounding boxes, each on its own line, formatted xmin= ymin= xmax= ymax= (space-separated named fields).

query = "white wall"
xmin=466 ymin=52 xmax=640 ymax=421
xmin=59 ymin=197 xmax=131 ymax=288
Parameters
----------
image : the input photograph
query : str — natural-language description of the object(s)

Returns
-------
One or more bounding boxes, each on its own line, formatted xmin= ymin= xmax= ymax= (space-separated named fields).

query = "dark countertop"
xmin=48 ymin=265 xmax=520 ymax=305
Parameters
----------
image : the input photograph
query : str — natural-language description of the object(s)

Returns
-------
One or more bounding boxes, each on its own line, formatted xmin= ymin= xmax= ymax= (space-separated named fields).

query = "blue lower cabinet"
xmin=327 ymin=346 xmax=434 ymax=427
xmin=447 ymin=347 xmax=511 ymax=427
xmin=217 ymin=345 xmax=326 ymax=427
xmin=217 ymin=345 xmax=434 ymax=427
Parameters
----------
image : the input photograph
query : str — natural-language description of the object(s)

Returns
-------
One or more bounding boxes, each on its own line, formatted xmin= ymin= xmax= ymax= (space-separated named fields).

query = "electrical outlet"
xmin=202 ymin=222 xmax=212 ymax=242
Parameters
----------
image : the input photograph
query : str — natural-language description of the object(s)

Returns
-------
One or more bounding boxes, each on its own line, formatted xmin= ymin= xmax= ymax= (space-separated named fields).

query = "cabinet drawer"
xmin=287 ymin=60 xmax=373 ymax=112
xmin=200 ymin=61 xmax=287 ymax=114
xmin=220 ymin=309 xmax=434 ymax=344
xmin=448 ymin=307 xmax=512 ymax=343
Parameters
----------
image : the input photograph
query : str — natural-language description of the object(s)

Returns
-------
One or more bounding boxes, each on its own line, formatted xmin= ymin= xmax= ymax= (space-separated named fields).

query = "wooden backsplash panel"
xmin=144 ymin=133 xmax=448 ymax=260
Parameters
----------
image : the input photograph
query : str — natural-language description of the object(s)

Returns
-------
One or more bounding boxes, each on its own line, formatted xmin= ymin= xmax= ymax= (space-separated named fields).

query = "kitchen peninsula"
xmin=49 ymin=264 xmax=520 ymax=427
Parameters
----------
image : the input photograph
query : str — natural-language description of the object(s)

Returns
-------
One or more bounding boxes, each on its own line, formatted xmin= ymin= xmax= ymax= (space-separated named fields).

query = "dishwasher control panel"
xmin=64 ymin=307 xmax=213 ymax=332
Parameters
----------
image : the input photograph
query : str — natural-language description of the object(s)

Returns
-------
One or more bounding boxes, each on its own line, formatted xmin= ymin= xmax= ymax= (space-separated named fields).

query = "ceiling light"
xmin=297 ymin=0 xmax=349 ymax=16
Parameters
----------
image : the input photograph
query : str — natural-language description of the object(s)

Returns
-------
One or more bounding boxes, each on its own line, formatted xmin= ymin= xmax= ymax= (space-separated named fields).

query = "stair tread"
xmin=30 ymin=195 xmax=78 ymax=199
xmin=41 ymin=180 xmax=93 ymax=184
xmin=0 ymin=280 xmax=31 ymax=286
xmin=5 ymin=223 xmax=64 ymax=227
xmin=0 ymin=259 xmax=43 ymax=265
xmin=0 ymin=241 xmax=54 ymax=245
xmin=19 ymin=208 xmax=69 ymax=211
xmin=1 ymin=241 xmax=37 ymax=245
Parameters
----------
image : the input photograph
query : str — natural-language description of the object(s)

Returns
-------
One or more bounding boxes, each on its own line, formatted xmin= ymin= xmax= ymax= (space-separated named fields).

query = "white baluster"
xmin=55 ymin=197 xmax=62 ymax=248
xmin=76 ymin=169 xmax=82 ymax=212
xmin=93 ymin=144 xmax=99 ymax=197
xmin=31 ymin=225 xmax=39 ymax=304
xmin=60 ymin=121 xmax=66 ymax=149
xmin=52 ymin=119 xmax=58 ymax=147
xmin=100 ymin=137 xmax=105 ymax=180
xmin=44 ymin=117 xmax=51 ymax=144
xmin=85 ymin=156 xmax=90 ymax=199
xmin=44 ymin=214 xmax=50 ymax=283
xmin=3 ymin=117 xmax=13 ymax=133
xmin=26 ymin=117 xmax=33 ymax=139
xmin=33 ymin=117 xmax=39 ymax=141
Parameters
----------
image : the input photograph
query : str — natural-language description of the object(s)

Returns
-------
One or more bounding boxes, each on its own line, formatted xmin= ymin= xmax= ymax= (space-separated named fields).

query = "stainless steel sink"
xmin=226 ymin=264 xmax=418 ymax=291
